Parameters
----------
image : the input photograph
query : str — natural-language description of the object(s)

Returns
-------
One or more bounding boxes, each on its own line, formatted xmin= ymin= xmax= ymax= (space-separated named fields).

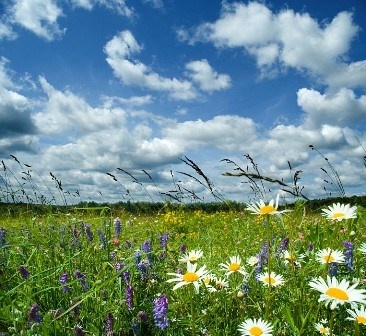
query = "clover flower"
xmin=19 ymin=265 xmax=30 ymax=279
xmin=28 ymin=303 xmax=41 ymax=323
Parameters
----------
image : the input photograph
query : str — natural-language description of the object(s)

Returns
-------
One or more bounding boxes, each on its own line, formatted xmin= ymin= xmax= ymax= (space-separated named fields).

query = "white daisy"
xmin=245 ymin=194 xmax=291 ymax=216
xmin=309 ymin=275 xmax=366 ymax=310
xmin=346 ymin=305 xmax=366 ymax=324
xmin=314 ymin=322 xmax=330 ymax=334
xmin=238 ymin=318 xmax=273 ymax=336
xmin=219 ymin=256 xmax=248 ymax=277
xmin=281 ymin=250 xmax=304 ymax=267
xmin=206 ymin=276 xmax=229 ymax=293
xmin=358 ymin=242 xmax=366 ymax=254
xmin=247 ymin=256 xmax=259 ymax=266
xmin=178 ymin=249 xmax=203 ymax=263
xmin=322 ymin=203 xmax=357 ymax=221
xmin=257 ymin=271 xmax=285 ymax=287
xmin=316 ymin=248 xmax=345 ymax=264
xmin=166 ymin=261 xmax=208 ymax=293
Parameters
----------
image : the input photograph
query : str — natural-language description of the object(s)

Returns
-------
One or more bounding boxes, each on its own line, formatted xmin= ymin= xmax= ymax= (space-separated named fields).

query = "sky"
xmin=0 ymin=0 xmax=366 ymax=205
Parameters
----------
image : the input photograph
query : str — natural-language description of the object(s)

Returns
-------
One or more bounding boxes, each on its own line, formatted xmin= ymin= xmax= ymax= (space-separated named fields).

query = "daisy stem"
xmin=265 ymin=214 xmax=272 ymax=320
xmin=189 ymin=285 xmax=196 ymax=336
xmin=329 ymin=310 xmax=336 ymax=336
xmin=297 ymin=300 xmax=317 ymax=336
xmin=354 ymin=320 xmax=360 ymax=336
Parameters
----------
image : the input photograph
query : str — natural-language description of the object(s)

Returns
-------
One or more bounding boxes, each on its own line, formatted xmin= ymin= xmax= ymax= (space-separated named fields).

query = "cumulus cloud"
xmin=104 ymin=30 xmax=198 ymax=100
xmin=297 ymin=88 xmax=366 ymax=128
xmin=33 ymin=77 xmax=127 ymax=134
xmin=0 ymin=58 xmax=38 ymax=155
xmin=185 ymin=59 xmax=231 ymax=92
xmin=0 ymin=22 xmax=17 ymax=40
xmin=164 ymin=115 xmax=257 ymax=152
xmin=190 ymin=2 xmax=365 ymax=88
xmin=8 ymin=0 xmax=65 ymax=41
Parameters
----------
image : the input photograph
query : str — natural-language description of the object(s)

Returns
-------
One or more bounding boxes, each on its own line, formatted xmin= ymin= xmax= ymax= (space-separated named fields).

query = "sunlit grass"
xmin=0 ymin=202 xmax=365 ymax=335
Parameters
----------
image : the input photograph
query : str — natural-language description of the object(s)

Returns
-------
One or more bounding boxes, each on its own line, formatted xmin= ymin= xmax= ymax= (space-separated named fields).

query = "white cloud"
xmin=9 ymin=0 xmax=65 ymax=40
xmin=297 ymin=88 xmax=366 ymax=128
xmin=0 ymin=22 xmax=17 ymax=40
xmin=192 ymin=2 xmax=364 ymax=88
xmin=186 ymin=59 xmax=231 ymax=92
xmin=164 ymin=115 xmax=257 ymax=152
xmin=102 ymin=94 xmax=153 ymax=108
xmin=104 ymin=30 xmax=197 ymax=100
xmin=34 ymin=77 xmax=127 ymax=134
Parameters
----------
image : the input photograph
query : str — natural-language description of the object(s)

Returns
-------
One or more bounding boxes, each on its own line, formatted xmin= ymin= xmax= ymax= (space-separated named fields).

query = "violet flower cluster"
xmin=153 ymin=294 xmax=169 ymax=330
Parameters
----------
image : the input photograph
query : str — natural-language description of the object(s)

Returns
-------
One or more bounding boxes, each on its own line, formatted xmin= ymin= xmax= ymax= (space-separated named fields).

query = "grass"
xmin=0 ymin=201 xmax=366 ymax=335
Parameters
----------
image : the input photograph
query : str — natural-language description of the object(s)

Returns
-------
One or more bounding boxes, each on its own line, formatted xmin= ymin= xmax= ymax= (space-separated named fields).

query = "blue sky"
xmin=0 ymin=0 xmax=366 ymax=204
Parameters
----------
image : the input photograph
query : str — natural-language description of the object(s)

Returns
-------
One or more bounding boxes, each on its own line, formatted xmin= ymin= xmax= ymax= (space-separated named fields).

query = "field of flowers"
xmin=1 ymin=198 xmax=366 ymax=335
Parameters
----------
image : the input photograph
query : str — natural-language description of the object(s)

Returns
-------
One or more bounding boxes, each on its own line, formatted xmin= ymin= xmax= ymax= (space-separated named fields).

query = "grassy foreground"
xmin=0 ymin=201 xmax=366 ymax=335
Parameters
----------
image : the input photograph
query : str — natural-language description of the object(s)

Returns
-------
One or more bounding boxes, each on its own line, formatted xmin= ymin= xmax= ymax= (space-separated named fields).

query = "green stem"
xmin=329 ymin=310 xmax=336 ymax=336
xmin=264 ymin=214 xmax=271 ymax=320
xmin=190 ymin=285 xmax=196 ymax=336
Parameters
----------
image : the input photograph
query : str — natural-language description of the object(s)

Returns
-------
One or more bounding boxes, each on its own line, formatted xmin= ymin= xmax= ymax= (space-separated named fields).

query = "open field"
xmin=1 ymin=200 xmax=366 ymax=335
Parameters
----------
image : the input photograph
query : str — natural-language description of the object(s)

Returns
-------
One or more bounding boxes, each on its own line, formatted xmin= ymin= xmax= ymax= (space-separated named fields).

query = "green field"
xmin=1 ymin=199 xmax=366 ymax=335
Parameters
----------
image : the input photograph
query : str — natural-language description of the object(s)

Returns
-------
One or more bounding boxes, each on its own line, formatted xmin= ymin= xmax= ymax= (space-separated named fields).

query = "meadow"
xmin=1 ymin=153 xmax=366 ymax=335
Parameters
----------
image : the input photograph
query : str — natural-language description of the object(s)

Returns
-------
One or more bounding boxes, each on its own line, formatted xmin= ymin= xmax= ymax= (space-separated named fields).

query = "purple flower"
xmin=105 ymin=312 xmax=114 ymax=334
xmin=329 ymin=262 xmax=338 ymax=277
xmin=60 ymin=272 xmax=69 ymax=293
xmin=254 ymin=241 xmax=268 ymax=280
xmin=74 ymin=270 xmax=88 ymax=291
xmin=153 ymin=294 xmax=169 ymax=330
xmin=0 ymin=227 xmax=7 ymax=246
xmin=123 ymin=269 xmax=131 ymax=284
xmin=137 ymin=311 xmax=147 ymax=323
xmin=276 ymin=237 xmax=289 ymax=258
xmin=343 ymin=241 xmax=354 ymax=272
xmin=141 ymin=240 xmax=152 ymax=253
xmin=73 ymin=325 xmax=85 ymax=336
xmin=179 ymin=244 xmax=186 ymax=254
xmin=84 ymin=224 xmax=93 ymax=241
xmin=97 ymin=229 xmax=107 ymax=249
xmin=114 ymin=217 xmax=121 ymax=238
xmin=159 ymin=232 xmax=170 ymax=249
xmin=125 ymin=284 xmax=133 ymax=311
xmin=19 ymin=265 xmax=30 ymax=279
xmin=28 ymin=303 xmax=41 ymax=323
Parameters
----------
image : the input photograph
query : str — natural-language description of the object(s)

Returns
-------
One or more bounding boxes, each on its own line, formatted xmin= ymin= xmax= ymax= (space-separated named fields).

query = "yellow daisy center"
xmin=228 ymin=263 xmax=240 ymax=271
xmin=259 ymin=205 xmax=276 ymax=214
xmin=183 ymin=272 xmax=199 ymax=283
xmin=356 ymin=316 xmax=366 ymax=324
xmin=264 ymin=276 xmax=276 ymax=285
xmin=249 ymin=326 xmax=263 ymax=335
xmin=323 ymin=255 xmax=335 ymax=262
xmin=319 ymin=327 xmax=329 ymax=334
xmin=326 ymin=287 xmax=349 ymax=300
xmin=332 ymin=212 xmax=345 ymax=219
xmin=203 ymin=277 xmax=211 ymax=285
xmin=188 ymin=256 xmax=197 ymax=261
xmin=286 ymin=255 xmax=296 ymax=261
